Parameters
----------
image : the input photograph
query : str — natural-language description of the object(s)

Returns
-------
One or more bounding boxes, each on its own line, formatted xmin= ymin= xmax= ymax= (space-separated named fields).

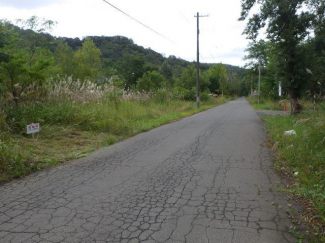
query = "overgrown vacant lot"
xmin=262 ymin=108 xmax=325 ymax=240
xmin=246 ymin=97 xmax=288 ymax=110
xmin=246 ymin=96 xmax=316 ymax=111
xmin=0 ymin=79 xmax=229 ymax=183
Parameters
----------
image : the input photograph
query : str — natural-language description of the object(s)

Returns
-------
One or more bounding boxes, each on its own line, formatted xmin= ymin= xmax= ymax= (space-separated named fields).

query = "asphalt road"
xmin=0 ymin=98 xmax=298 ymax=243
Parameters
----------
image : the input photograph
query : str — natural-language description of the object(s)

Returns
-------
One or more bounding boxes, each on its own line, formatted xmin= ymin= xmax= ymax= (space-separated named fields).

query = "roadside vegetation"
xmin=0 ymin=17 xmax=234 ymax=183
xmin=239 ymin=0 xmax=324 ymax=114
xmin=0 ymin=78 xmax=229 ymax=182
xmin=246 ymin=97 xmax=290 ymax=111
xmin=239 ymin=1 xmax=325 ymax=240
xmin=262 ymin=108 xmax=325 ymax=242
xmin=246 ymin=97 xmax=317 ymax=112
xmin=247 ymin=96 xmax=325 ymax=242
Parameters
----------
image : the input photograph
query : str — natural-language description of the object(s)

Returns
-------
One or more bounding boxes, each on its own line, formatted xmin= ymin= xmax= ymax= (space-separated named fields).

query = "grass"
xmin=247 ymin=96 xmax=318 ymax=111
xmin=247 ymin=96 xmax=291 ymax=110
xmin=262 ymin=109 xmax=325 ymax=241
xmin=0 ymin=90 xmax=230 ymax=183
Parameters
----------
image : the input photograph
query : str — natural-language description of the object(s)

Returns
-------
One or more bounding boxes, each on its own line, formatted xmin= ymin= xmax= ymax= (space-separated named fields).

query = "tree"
xmin=219 ymin=66 xmax=227 ymax=97
xmin=137 ymin=71 xmax=166 ymax=92
xmin=205 ymin=64 xmax=228 ymax=94
xmin=0 ymin=50 xmax=50 ymax=105
xmin=244 ymin=40 xmax=271 ymax=69
xmin=54 ymin=40 xmax=76 ymax=77
xmin=0 ymin=18 xmax=54 ymax=105
xmin=205 ymin=64 xmax=228 ymax=96
xmin=304 ymin=1 xmax=325 ymax=97
xmin=239 ymin=0 xmax=322 ymax=113
xmin=159 ymin=60 xmax=173 ymax=82
xmin=244 ymin=40 xmax=280 ymax=99
xmin=0 ymin=22 xmax=9 ymax=63
xmin=73 ymin=38 xmax=102 ymax=81
xmin=239 ymin=70 xmax=252 ymax=96
xmin=175 ymin=64 xmax=210 ymax=91
xmin=15 ymin=16 xmax=56 ymax=68
xmin=228 ymin=72 xmax=241 ymax=97
xmin=117 ymin=54 xmax=145 ymax=89
xmin=16 ymin=16 xmax=57 ymax=34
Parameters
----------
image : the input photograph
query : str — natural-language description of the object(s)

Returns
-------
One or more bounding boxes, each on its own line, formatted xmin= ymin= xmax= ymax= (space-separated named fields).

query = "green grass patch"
xmin=246 ymin=96 xmax=319 ymax=112
xmin=246 ymin=96 xmax=290 ymax=110
xmin=0 ymin=96 xmax=229 ymax=183
xmin=262 ymin=110 xmax=325 ymax=240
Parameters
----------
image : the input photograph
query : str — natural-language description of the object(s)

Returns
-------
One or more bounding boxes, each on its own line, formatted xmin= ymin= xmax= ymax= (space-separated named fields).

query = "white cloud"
xmin=0 ymin=0 xmax=62 ymax=9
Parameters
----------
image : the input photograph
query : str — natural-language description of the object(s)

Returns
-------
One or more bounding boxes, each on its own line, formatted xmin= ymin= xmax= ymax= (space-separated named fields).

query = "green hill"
xmin=58 ymin=35 xmax=245 ymax=77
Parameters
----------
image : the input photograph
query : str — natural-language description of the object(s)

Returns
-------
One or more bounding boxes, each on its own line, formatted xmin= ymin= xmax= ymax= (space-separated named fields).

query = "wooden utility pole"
xmin=195 ymin=12 xmax=208 ymax=108
xmin=250 ymin=76 xmax=253 ymax=97
xmin=258 ymin=59 xmax=261 ymax=104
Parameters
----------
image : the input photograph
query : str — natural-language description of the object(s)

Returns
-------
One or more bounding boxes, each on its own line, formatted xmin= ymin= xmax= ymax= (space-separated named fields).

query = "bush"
xmin=4 ymin=102 xmax=78 ymax=132
xmin=173 ymin=87 xmax=196 ymax=101
xmin=173 ymin=87 xmax=212 ymax=102
xmin=154 ymin=89 xmax=169 ymax=103
xmin=200 ymin=91 xmax=212 ymax=102
xmin=0 ymin=134 xmax=31 ymax=177
xmin=137 ymin=71 xmax=167 ymax=92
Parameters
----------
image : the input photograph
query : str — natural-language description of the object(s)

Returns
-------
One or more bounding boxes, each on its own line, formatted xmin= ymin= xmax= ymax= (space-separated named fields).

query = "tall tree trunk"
xmin=290 ymin=91 xmax=302 ymax=114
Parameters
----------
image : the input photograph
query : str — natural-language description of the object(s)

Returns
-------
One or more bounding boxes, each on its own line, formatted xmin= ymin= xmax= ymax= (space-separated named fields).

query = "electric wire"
xmin=200 ymin=53 xmax=207 ymax=63
xmin=102 ymin=0 xmax=175 ymax=44
xmin=102 ymin=1 xmax=220 ymax=64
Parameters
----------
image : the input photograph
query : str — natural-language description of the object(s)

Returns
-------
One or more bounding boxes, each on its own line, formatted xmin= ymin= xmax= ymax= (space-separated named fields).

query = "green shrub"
xmin=173 ymin=87 xmax=196 ymax=101
xmin=137 ymin=71 xmax=166 ymax=92
xmin=0 ymin=135 xmax=32 ymax=177
xmin=200 ymin=91 xmax=212 ymax=102
xmin=4 ymin=102 xmax=78 ymax=132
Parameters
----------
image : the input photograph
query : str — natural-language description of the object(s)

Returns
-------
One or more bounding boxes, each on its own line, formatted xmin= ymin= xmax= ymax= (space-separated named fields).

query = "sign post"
xmin=27 ymin=123 xmax=40 ymax=138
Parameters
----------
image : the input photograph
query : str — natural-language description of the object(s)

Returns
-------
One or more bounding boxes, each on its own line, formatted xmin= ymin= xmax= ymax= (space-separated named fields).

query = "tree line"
xmin=239 ymin=0 xmax=325 ymax=113
xmin=0 ymin=17 xmax=246 ymax=108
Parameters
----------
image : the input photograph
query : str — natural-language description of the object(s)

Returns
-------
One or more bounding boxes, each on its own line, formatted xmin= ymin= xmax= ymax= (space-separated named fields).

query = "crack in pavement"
xmin=0 ymin=98 xmax=301 ymax=243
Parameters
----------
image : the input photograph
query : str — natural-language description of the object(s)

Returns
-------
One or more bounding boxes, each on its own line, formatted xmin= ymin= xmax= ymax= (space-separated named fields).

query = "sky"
xmin=0 ymin=0 xmax=251 ymax=67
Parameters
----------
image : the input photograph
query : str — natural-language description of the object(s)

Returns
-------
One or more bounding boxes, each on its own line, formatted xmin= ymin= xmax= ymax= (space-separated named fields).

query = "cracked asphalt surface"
xmin=0 ymin=98 xmax=298 ymax=243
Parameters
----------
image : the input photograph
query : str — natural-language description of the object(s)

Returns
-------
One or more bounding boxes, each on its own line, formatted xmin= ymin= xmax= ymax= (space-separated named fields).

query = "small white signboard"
xmin=27 ymin=123 xmax=40 ymax=134
xmin=278 ymin=81 xmax=282 ymax=97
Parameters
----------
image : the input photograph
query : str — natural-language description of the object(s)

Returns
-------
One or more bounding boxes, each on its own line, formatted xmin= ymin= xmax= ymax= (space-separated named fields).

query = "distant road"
xmin=0 ymin=98 xmax=297 ymax=243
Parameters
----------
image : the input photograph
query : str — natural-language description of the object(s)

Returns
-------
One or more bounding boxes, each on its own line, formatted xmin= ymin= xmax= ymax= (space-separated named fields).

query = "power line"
xmin=200 ymin=53 xmax=206 ymax=62
xmin=177 ymin=9 xmax=191 ymax=25
xmin=102 ymin=0 xmax=175 ymax=43
xmin=209 ymin=52 xmax=216 ymax=61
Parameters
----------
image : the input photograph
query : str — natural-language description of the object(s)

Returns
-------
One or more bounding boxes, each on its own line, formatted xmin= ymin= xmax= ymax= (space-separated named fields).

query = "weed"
xmin=0 ymin=80 xmax=230 ymax=183
xmin=246 ymin=96 xmax=317 ymax=111
xmin=246 ymin=97 xmax=289 ymax=110
xmin=263 ymin=108 xmax=325 ymax=241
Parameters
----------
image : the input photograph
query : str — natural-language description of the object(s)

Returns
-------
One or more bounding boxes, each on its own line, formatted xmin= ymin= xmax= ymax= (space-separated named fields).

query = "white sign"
xmin=278 ymin=81 xmax=282 ymax=97
xmin=27 ymin=123 xmax=40 ymax=134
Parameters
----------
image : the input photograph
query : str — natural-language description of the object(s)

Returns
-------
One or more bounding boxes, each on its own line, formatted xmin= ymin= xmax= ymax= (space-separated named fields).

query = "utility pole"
xmin=258 ymin=59 xmax=261 ymax=104
xmin=250 ymin=76 xmax=253 ymax=97
xmin=195 ymin=12 xmax=208 ymax=108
